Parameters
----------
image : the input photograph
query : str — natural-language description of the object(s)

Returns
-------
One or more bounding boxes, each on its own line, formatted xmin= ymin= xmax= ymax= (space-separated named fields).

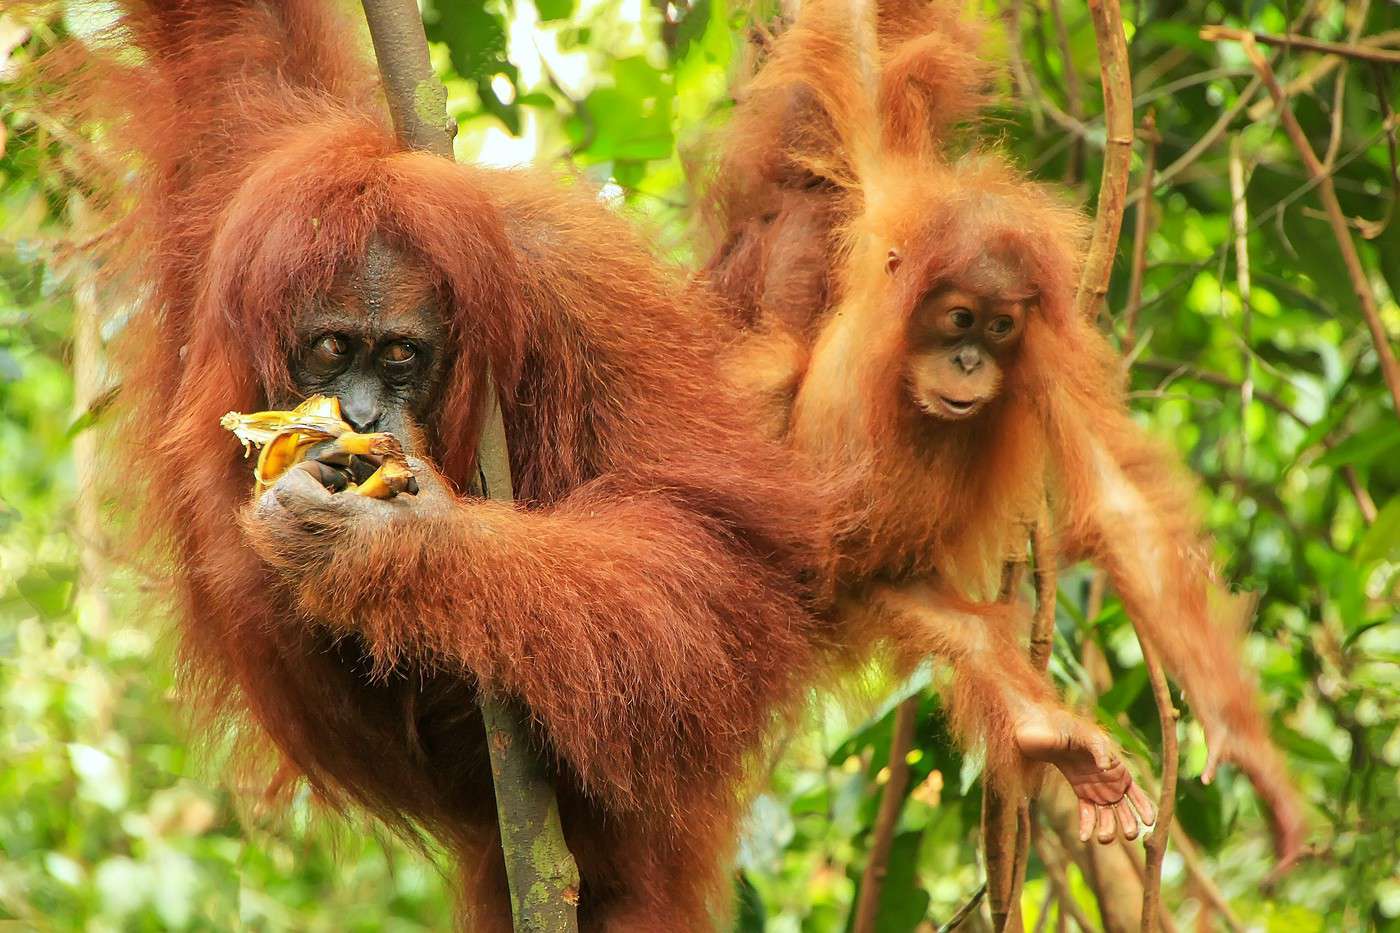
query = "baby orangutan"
xmin=792 ymin=155 xmax=1302 ymax=858
xmin=705 ymin=0 xmax=1304 ymax=861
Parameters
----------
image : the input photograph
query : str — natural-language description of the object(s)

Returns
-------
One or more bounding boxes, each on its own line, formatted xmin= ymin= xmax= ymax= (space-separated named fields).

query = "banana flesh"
xmin=220 ymin=395 xmax=414 ymax=499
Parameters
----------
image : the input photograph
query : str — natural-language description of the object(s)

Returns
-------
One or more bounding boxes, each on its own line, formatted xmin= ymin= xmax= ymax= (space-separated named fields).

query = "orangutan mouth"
xmin=939 ymin=396 xmax=981 ymax=416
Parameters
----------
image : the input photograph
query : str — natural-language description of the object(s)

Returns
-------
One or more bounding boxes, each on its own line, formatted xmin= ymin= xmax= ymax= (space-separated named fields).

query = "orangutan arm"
xmin=242 ymin=458 xmax=806 ymax=812
xmin=861 ymin=580 xmax=1154 ymax=843
xmin=1055 ymin=415 xmax=1305 ymax=866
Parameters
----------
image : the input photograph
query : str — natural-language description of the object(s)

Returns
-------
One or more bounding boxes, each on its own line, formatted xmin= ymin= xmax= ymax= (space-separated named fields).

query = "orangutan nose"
xmin=954 ymin=346 xmax=982 ymax=374
xmin=340 ymin=389 xmax=384 ymax=433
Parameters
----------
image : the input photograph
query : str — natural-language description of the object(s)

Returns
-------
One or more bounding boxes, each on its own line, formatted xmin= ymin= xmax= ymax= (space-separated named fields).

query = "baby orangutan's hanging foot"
xmin=1014 ymin=706 xmax=1157 ymax=845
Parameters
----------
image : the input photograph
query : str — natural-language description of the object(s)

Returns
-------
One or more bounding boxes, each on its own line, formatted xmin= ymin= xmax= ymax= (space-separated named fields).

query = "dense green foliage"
xmin=2 ymin=0 xmax=1397 ymax=929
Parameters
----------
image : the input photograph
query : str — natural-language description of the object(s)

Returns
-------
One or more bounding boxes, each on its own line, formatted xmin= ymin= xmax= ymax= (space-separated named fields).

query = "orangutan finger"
xmin=1115 ymin=800 xmax=1140 ymax=841
xmin=1127 ymin=782 xmax=1157 ymax=828
xmin=1095 ymin=804 xmax=1117 ymax=844
xmin=1078 ymin=800 xmax=1095 ymax=843
xmin=292 ymin=457 xmax=351 ymax=492
xmin=1203 ymin=741 xmax=1225 ymax=785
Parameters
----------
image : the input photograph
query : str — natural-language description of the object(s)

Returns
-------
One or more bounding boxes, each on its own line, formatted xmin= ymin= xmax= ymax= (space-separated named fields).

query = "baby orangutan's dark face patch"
xmin=905 ymin=282 xmax=1030 ymax=421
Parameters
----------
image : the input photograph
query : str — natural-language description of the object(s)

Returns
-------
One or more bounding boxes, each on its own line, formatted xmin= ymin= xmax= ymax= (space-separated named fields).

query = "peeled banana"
xmin=221 ymin=395 xmax=414 ymax=499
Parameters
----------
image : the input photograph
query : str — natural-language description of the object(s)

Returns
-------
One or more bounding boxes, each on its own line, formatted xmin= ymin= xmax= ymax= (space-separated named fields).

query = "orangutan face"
xmin=905 ymin=283 xmax=1031 ymax=421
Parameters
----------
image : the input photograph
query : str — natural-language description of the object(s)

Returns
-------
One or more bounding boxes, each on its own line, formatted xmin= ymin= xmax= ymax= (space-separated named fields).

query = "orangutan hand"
xmin=245 ymin=455 xmax=457 ymax=577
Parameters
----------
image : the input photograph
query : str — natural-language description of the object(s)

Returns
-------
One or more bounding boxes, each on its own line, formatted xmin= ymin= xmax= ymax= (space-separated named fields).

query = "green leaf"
xmin=423 ymin=0 xmax=509 ymax=82
xmin=846 ymin=831 xmax=929 ymax=933
xmin=1270 ymin=725 xmax=1340 ymax=765
xmin=1356 ymin=497 xmax=1400 ymax=564
xmin=735 ymin=873 xmax=765 ymax=932
xmin=1313 ymin=425 xmax=1400 ymax=469
xmin=536 ymin=0 xmax=575 ymax=22
xmin=1175 ymin=777 xmax=1228 ymax=852
xmin=16 ymin=566 xmax=75 ymax=617
xmin=1097 ymin=665 xmax=1148 ymax=716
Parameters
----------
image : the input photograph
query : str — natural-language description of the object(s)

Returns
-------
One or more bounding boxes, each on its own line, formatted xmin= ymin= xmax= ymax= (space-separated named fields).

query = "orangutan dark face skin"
xmin=905 ymin=283 xmax=1030 ymax=421
xmin=281 ymin=239 xmax=449 ymax=489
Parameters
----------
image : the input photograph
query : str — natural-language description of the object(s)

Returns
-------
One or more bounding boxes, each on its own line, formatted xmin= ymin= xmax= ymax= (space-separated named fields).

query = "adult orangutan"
xmin=30 ymin=0 xmax=838 ymax=926
xmin=703 ymin=0 xmax=1305 ymax=860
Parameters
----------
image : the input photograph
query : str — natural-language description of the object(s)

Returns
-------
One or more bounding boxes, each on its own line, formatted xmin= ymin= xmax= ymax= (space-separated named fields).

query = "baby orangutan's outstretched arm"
xmin=1052 ymin=405 xmax=1306 ymax=869
xmin=861 ymin=580 xmax=1156 ymax=843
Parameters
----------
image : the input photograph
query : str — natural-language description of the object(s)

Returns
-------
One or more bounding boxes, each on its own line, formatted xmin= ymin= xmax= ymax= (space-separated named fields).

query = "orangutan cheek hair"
xmin=704 ymin=0 xmax=1305 ymax=863
xmin=43 ymin=0 xmax=834 ymax=927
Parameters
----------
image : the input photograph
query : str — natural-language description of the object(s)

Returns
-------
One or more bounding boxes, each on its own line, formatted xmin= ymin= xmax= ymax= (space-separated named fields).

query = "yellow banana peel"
xmin=220 ymin=395 xmax=414 ymax=499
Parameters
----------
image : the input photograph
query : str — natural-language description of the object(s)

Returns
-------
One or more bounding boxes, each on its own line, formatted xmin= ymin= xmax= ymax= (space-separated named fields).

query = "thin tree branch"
xmin=1127 ymin=76 xmax=1261 ymax=210
xmin=1168 ymin=823 xmax=1244 ymax=931
xmin=937 ymin=882 xmax=988 ymax=932
xmin=1200 ymin=25 xmax=1400 ymax=66
xmin=1132 ymin=357 xmax=1379 ymax=521
xmin=359 ymin=1 xmax=581 ymax=929
xmin=1123 ymin=112 xmax=1159 ymax=346
xmin=1034 ymin=833 xmax=1098 ymax=933
xmin=1224 ymin=32 xmax=1400 ymax=416
xmin=1228 ymin=135 xmax=1254 ymax=466
xmin=984 ymin=789 xmax=1023 ymax=932
xmin=853 ymin=695 xmax=921 ymax=933
xmin=1005 ymin=0 xmax=1047 ymax=135
xmin=1075 ymin=0 xmax=1134 ymax=320
xmin=1138 ymin=636 xmax=1179 ymax=933
xmin=1028 ymin=510 xmax=1058 ymax=672
xmin=1126 ymin=4 xmax=1347 ymax=208
xmin=1047 ymin=0 xmax=1085 ymax=183
xmin=1001 ymin=506 xmax=1059 ymax=931
xmin=1248 ymin=31 xmax=1400 ymax=121
xmin=1322 ymin=0 xmax=1372 ymax=172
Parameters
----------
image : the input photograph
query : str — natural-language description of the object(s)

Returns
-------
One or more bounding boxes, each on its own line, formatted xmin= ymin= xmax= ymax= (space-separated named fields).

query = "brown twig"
xmin=1028 ymin=506 xmax=1058 ymax=673
xmin=937 ymin=882 xmax=988 ymax=932
xmin=1003 ymin=508 xmax=1059 ymax=930
xmin=1122 ymin=112 xmax=1159 ymax=346
xmin=1223 ymin=32 xmax=1400 ymax=416
xmin=984 ymin=788 xmax=1024 ymax=931
xmin=1133 ymin=356 xmax=1380 ymax=521
xmin=1127 ymin=77 xmax=1260 ymax=210
xmin=1035 ymin=833 xmax=1099 ymax=933
xmin=1005 ymin=0 xmax=1047 ymax=136
xmin=1127 ymin=4 xmax=1343 ymax=209
xmin=1168 ymin=823 xmax=1244 ymax=931
xmin=1200 ymin=25 xmax=1400 ymax=66
xmin=1075 ymin=0 xmax=1134 ymax=320
xmin=1047 ymin=0 xmax=1085 ymax=182
xmin=853 ymin=695 xmax=921 ymax=933
xmin=1227 ymin=136 xmax=1254 ymax=459
xmin=1323 ymin=0 xmax=1373 ymax=172
xmin=1138 ymin=636 xmax=1179 ymax=932
xmin=360 ymin=1 xmax=580 ymax=929
xmin=1248 ymin=31 xmax=1400 ymax=121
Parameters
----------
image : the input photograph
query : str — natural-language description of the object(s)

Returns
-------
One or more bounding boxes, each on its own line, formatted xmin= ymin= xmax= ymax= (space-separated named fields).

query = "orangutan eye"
xmin=381 ymin=341 xmax=418 ymax=368
xmin=989 ymin=315 xmax=1015 ymax=336
xmin=949 ymin=309 xmax=975 ymax=329
xmin=305 ymin=334 xmax=351 ymax=377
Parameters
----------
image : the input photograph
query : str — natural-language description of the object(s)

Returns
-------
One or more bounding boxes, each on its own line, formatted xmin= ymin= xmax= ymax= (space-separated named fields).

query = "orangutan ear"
xmin=886 ymin=248 xmax=902 ymax=275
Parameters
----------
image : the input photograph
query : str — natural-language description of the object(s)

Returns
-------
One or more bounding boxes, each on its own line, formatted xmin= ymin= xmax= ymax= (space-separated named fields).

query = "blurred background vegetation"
xmin=1 ymin=0 xmax=1398 ymax=929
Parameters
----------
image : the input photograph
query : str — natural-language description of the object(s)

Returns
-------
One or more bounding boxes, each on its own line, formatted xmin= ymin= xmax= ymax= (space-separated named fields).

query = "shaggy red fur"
xmin=704 ymin=0 xmax=1305 ymax=863
xmin=31 ymin=0 xmax=834 ymax=926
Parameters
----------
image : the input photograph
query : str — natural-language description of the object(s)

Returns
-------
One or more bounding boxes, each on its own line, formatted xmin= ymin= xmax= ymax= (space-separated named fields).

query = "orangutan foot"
xmin=1014 ymin=705 xmax=1157 ymax=844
